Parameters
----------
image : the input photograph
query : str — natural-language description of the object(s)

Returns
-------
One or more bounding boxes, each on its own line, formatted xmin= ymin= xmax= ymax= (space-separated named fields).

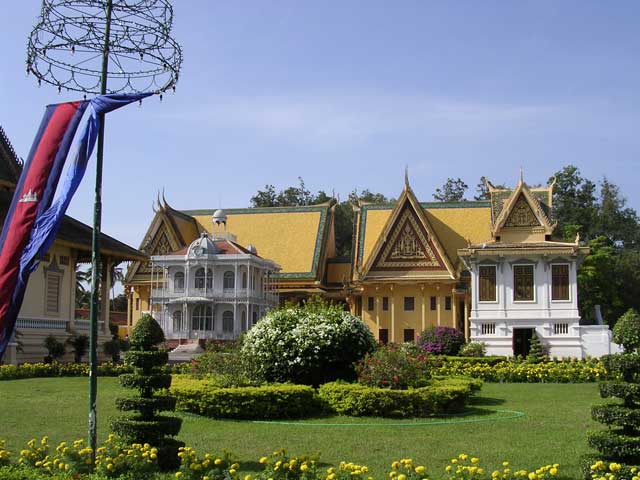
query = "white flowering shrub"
xmin=241 ymin=298 xmax=376 ymax=385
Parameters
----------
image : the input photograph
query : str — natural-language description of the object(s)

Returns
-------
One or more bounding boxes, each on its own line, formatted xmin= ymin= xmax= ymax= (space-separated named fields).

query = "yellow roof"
xmin=358 ymin=202 xmax=492 ymax=268
xmin=185 ymin=205 xmax=331 ymax=279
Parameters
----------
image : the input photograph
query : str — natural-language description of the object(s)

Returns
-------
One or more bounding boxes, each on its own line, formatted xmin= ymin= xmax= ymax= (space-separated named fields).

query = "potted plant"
xmin=43 ymin=335 xmax=65 ymax=363
xmin=67 ymin=332 xmax=89 ymax=363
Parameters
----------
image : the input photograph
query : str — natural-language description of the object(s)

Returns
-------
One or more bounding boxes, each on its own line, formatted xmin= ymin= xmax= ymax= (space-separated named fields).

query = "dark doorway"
xmin=458 ymin=300 xmax=466 ymax=332
xmin=379 ymin=328 xmax=389 ymax=344
xmin=513 ymin=328 xmax=534 ymax=358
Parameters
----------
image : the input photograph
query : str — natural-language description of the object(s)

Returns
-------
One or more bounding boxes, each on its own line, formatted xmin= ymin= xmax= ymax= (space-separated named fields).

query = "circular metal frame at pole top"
xmin=25 ymin=0 xmax=182 ymax=463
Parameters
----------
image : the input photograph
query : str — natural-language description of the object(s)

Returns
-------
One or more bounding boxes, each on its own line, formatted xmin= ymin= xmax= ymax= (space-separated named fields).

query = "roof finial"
xmin=156 ymin=190 xmax=162 ymax=211
xmin=519 ymin=166 xmax=524 ymax=185
xmin=162 ymin=187 xmax=169 ymax=209
xmin=404 ymin=165 xmax=410 ymax=188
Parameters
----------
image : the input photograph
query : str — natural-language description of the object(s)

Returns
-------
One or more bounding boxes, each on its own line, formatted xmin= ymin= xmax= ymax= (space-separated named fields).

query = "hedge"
xmin=0 ymin=362 xmax=133 ymax=380
xmin=317 ymin=378 xmax=476 ymax=417
xmin=171 ymin=377 xmax=320 ymax=419
xmin=587 ymin=430 xmax=640 ymax=461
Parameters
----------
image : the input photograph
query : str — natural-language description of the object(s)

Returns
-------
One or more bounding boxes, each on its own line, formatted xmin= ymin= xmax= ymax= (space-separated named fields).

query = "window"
xmin=367 ymin=297 xmax=374 ymax=311
xmin=379 ymin=328 xmax=389 ymax=344
xmin=252 ymin=311 xmax=258 ymax=326
xmin=135 ymin=298 xmax=140 ymax=310
xmin=222 ymin=311 xmax=234 ymax=332
xmin=553 ymin=323 xmax=569 ymax=335
xmin=430 ymin=296 xmax=437 ymax=311
xmin=403 ymin=329 xmax=415 ymax=342
xmin=223 ymin=271 xmax=235 ymax=290
xmin=45 ymin=273 xmax=61 ymax=314
xmin=191 ymin=305 xmax=213 ymax=330
xmin=59 ymin=255 xmax=69 ymax=266
xmin=172 ymin=310 xmax=184 ymax=331
xmin=241 ymin=311 xmax=247 ymax=331
xmin=552 ymin=264 xmax=569 ymax=300
xmin=174 ymin=271 xmax=185 ymax=292
xmin=404 ymin=297 xmax=414 ymax=311
xmin=382 ymin=297 xmax=389 ymax=311
xmin=242 ymin=272 xmax=247 ymax=289
xmin=481 ymin=323 xmax=496 ymax=335
xmin=194 ymin=268 xmax=212 ymax=289
xmin=479 ymin=265 xmax=497 ymax=301
xmin=514 ymin=265 xmax=534 ymax=301
xmin=445 ymin=296 xmax=452 ymax=310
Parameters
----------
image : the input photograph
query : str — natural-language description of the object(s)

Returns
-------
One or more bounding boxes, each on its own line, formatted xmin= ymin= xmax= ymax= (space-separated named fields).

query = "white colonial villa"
xmin=148 ymin=210 xmax=280 ymax=341
xmin=458 ymin=177 xmax=618 ymax=358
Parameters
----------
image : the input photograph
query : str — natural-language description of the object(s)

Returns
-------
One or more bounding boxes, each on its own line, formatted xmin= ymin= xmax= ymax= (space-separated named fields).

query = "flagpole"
xmin=88 ymin=0 xmax=112 ymax=461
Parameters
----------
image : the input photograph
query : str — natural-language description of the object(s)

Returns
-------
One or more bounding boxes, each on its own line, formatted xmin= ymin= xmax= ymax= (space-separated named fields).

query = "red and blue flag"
xmin=0 ymin=93 xmax=150 ymax=359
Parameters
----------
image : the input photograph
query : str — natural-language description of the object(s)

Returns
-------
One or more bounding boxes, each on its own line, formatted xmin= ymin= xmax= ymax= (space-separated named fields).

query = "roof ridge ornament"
xmin=404 ymin=165 xmax=410 ymax=189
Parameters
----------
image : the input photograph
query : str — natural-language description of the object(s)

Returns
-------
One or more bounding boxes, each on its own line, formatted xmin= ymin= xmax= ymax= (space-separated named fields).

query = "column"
xmin=451 ymin=287 xmax=457 ymax=329
xmin=233 ymin=302 xmax=238 ymax=337
xmin=390 ymin=284 xmax=395 ymax=343
xmin=100 ymin=260 xmax=111 ymax=335
xmin=375 ymin=286 xmax=380 ymax=335
xmin=436 ymin=284 xmax=441 ymax=327
xmin=68 ymin=253 xmax=77 ymax=331
xmin=420 ymin=284 xmax=426 ymax=332
xmin=464 ymin=299 xmax=470 ymax=341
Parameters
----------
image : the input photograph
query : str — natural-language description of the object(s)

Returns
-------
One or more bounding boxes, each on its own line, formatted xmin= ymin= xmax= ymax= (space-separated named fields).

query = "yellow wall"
xmin=358 ymin=283 xmax=458 ymax=342
xmin=130 ymin=285 xmax=150 ymax=327
xmin=19 ymin=244 xmax=75 ymax=321
xmin=327 ymin=262 xmax=350 ymax=284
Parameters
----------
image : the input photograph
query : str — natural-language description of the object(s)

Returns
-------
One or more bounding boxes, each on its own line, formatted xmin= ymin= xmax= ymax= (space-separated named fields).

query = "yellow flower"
xmin=415 ymin=466 xmax=426 ymax=475
xmin=550 ymin=468 xmax=558 ymax=476
xmin=398 ymin=474 xmax=407 ymax=480
xmin=260 ymin=457 xmax=269 ymax=464
xmin=301 ymin=465 xmax=309 ymax=472
xmin=471 ymin=458 xmax=479 ymax=464
xmin=175 ymin=473 xmax=183 ymax=478
xmin=215 ymin=458 xmax=223 ymax=465
xmin=445 ymin=465 xmax=452 ymax=472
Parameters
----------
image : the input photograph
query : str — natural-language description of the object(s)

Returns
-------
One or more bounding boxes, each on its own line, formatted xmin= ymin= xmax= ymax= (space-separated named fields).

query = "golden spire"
xmin=404 ymin=165 xmax=410 ymax=189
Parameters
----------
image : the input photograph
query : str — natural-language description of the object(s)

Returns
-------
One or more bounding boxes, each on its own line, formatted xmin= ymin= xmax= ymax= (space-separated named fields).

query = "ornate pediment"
xmin=137 ymin=229 xmax=174 ymax=274
xmin=371 ymin=206 xmax=446 ymax=271
xmin=504 ymin=195 xmax=541 ymax=228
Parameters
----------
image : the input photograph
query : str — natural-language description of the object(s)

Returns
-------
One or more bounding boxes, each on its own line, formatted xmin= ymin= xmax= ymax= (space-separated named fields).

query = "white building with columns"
xmin=149 ymin=218 xmax=280 ymax=341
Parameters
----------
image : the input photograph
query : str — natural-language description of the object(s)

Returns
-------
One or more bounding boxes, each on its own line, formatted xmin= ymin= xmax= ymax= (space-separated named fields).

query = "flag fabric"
xmin=0 ymin=93 xmax=151 ymax=359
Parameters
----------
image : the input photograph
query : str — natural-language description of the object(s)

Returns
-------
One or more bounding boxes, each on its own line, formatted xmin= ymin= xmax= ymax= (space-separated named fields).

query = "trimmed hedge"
xmin=171 ymin=377 xmax=320 ymax=419
xmin=317 ymin=378 xmax=476 ymax=417
xmin=0 ymin=362 xmax=132 ymax=380
xmin=111 ymin=415 xmax=183 ymax=442
xmin=600 ymin=382 xmax=640 ymax=404
xmin=115 ymin=396 xmax=177 ymax=418
xmin=591 ymin=403 xmax=640 ymax=429
xmin=123 ymin=351 xmax=169 ymax=370
xmin=587 ymin=430 xmax=640 ymax=461
xmin=119 ymin=373 xmax=172 ymax=392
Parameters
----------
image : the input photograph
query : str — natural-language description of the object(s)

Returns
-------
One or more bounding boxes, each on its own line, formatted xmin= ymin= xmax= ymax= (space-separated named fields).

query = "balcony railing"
xmin=151 ymin=287 xmax=278 ymax=304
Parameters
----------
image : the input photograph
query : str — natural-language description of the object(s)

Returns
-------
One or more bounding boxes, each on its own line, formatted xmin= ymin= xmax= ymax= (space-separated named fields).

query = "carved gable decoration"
xmin=138 ymin=226 xmax=177 ymax=275
xmin=371 ymin=206 xmax=446 ymax=271
xmin=504 ymin=194 xmax=541 ymax=228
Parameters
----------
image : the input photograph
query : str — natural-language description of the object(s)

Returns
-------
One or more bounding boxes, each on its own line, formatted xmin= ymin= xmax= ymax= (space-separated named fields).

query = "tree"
xmin=433 ymin=178 xmax=468 ymax=202
xmin=549 ymin=165 xmax=598 ymax=241
xmin=474 ymin=176 xmax=506 ymax=201
xmin=596 ymin=178 xmax=639 ymax=247
xmin=250 ymin=177 xmax=318 ymax=207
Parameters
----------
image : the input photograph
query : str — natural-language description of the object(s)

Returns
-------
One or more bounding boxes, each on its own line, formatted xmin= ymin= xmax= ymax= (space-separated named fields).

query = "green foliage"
xmin=591 ymin=404 xmax=640 ymax=429
xmin=171 ymin=377 xmax=320 ymax=419
xmin=613 ymin=309 xmax=640 ymax=353
xmin=43 ymin=336 xmax=65 ymax=362
xmin=354 ymin=344 xmax=433 ymax=389
xmin=66 ymin=333 xmax=89 ymax=363
xmin=128 ymin=314 xmax=165 ymax=350
xmin=526 ymin=333 xmax=546 ymax=364
xmin=112 ymin=314 xmax=182 ymax=470
xmin=317 ymin=378 xmax=475 ymax=417
xmin=417 ymin=326 xmax=465 ymax=356
xmin=601 ymin=354 xmax=640 ymax=383
xmin=458 ymin=342 xmax=487 ymax=358
xmin=433 ymin=177 xmax=468 ymax=202
xmin=241 ymin=296 xmax=376 ymax=385
xmin=190 ymin=349 xmax=258 ymax=387
xmin=0 ymin=362 xmax=134 ymax=380
xmin=587 ymin=430 xmax=640 ymax=462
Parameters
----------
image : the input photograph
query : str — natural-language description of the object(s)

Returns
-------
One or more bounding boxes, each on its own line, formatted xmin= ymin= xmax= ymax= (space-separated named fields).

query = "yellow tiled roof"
xmin=359 ymin=202 xmax=492 ymax=268
xmin=185 ymin=206 xmax=330 ymax=278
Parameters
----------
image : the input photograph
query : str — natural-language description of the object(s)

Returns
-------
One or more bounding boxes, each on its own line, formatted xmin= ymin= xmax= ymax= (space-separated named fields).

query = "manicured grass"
xmin=0 ymin=377 xmax=601 ymax=479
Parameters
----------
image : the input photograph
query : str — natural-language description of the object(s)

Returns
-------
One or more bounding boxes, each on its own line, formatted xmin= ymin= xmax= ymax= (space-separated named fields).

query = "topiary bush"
xmin=240 ymin=296 xmax=376 ymax=385
xmin=584 ymin=348 xmax=640 ymax=475
xmin=43 ymin=335 xmax=65 ymax=363
xmin=459 ymin=342 xmax=487 ymax=357
xmin=110 ymin=314 xmax=183 ymax=471
xmin=526 ymin=333 xmax=547 ymax=364
xmin=66 ymin=333 xmax=89 ymax=363
xmin=613 ymin=308 xmax=640 ymax=353
xmin=417 ymin=326 xmax=465 ymax=356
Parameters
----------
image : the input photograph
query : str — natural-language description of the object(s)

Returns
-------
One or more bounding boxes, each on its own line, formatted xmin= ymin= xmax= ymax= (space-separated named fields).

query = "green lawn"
xmin=0 ymin=378 xmax=601 ymax=479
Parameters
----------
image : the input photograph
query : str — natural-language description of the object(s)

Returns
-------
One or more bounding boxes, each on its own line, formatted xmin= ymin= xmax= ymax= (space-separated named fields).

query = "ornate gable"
xmin=504 ymin=194 xmax=542 ymax=228
xmin=359 ymin=176 xmax=455 ymax=280
xmin=370 ymin=205 xmax=446 ymax=271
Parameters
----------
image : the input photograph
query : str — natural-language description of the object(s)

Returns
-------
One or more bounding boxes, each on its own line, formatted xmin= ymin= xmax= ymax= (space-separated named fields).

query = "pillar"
xmin=390 ymin=284 xmax=395 ymax=343
xmin=100 ymin=260 xmax=111 ymax=335
xmin=464 ymin=299 xmax=470 ymax=341
xmin=420 ymin=284 xmax=426 ymax=332
xmin=436 ymin=284 xmax=441 ymax=326
xmin=375 ymin=286 xmax=380 ymax=336
xmin=451 ymin=287 xmax=457 ymax=329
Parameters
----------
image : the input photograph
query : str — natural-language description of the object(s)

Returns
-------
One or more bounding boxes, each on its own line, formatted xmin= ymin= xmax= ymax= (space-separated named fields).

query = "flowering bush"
xmin=355 ymin=345 xmax=433 ymax=389
xmin=254 ymin=449 xmax=320 ymax=480
xmin=241 ymin=297 xmax=376 ymax=385
xmin=458 ymin=343 xmax=487 ymax=358
xmin=417 ymin=327 xmax=465 ymax=356
xmin=586 ymin=459 xmax=639 ymax=480
xmin=174 ymin=446 xmax=238 ymax=480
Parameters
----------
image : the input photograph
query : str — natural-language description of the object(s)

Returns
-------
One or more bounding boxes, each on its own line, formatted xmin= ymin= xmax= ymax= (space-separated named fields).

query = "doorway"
xmin=513 ymin=328 xmax=534 ymax=358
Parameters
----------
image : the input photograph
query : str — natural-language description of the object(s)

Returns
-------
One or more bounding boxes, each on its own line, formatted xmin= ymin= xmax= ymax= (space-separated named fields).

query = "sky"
xmin=1 ymin=1 xmax=640 ymax=251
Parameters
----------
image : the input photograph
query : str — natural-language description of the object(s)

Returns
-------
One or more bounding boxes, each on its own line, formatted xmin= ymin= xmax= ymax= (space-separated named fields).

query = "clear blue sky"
xmin=1 ymin=1 xmax=640 ymax=249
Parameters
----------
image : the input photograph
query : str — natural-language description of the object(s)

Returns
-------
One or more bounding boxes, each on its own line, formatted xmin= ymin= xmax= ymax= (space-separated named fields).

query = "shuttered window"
xmin=46 ymin=273 xmax=61 ymax=314
xmin=478 ymin=265 xmax=497 ymax=301
xmin=552 ymin=264 xmax=570 ymax=300
xmin=514 ymin=265 xmax=534 ymax=301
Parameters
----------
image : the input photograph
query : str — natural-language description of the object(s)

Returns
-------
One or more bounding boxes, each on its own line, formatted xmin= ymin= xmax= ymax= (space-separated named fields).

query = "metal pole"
xmin=88 ymin=0 xmax=112 ymax=463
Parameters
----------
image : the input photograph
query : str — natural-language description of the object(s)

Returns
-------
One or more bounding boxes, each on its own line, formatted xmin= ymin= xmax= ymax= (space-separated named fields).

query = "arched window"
xmin=194 ymin=268 xmax=213 ymax=289
xmin=172 ymin=310 xmax=183 ymax=331
xmin=252 ymin=311 xmax=258 ymax=326
xmin=222 ymin=311 xmax=234 ymax=332
xmin=192 ymin=305 xmax=213 ymax=330
xmin=223 ymin=271 xmax=235 ymax=290
xmin=242 ymin=272 xmax=247 ymax=289
xmin=241 ymin=311 xmax=247 ymax=331
xmin=174 ymin=271 xmax=184 ymax=292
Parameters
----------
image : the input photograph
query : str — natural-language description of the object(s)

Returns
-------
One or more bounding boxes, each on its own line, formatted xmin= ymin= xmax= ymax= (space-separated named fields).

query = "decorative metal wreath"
xmin=26 ymin=0 xmax=182 ymax=94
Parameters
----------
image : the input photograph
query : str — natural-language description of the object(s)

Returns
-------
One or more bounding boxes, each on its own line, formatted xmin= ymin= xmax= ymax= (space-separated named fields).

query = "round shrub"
xmin=129 ymin=313 xmax=165 ymax=350
xmin=417 ymin=326 xmax=465 ymax=356
xmin=459 ymin=342 xmax=486 ymax=357
xmin=613 ymin=309 xmax=640 ymax=353
xmin=355 ymin=344 xmax=432 ymax=389
xmin=240 ymin=298 xmax=376 ymax=385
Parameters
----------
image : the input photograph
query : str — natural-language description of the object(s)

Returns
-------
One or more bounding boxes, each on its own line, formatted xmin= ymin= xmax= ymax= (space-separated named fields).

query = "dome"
xmin=212 ymin=209 xmax=227 ymax=226
xmin=188 ymin=232 xmax=217 ymax=257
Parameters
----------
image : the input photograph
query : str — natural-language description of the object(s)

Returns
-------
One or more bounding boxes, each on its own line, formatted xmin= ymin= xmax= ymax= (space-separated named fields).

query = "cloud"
xmin=156 ymin=92 xmax=569 ymax=146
